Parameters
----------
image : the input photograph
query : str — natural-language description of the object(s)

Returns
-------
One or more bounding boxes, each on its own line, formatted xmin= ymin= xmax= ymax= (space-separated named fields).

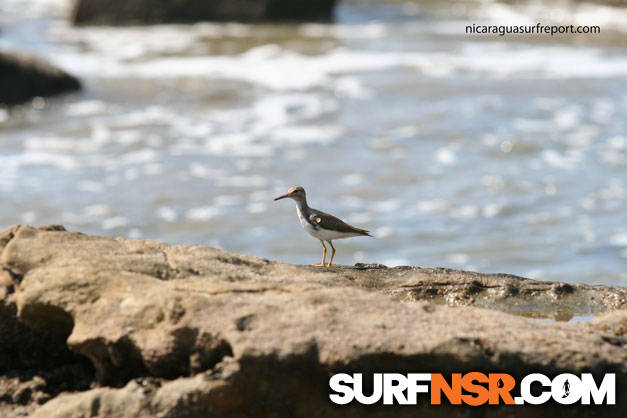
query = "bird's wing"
xmin=309 ymin=211 xmax=371 ymax=236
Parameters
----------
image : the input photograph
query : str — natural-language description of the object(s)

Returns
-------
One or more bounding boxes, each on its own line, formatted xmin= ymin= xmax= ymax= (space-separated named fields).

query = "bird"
xmin=274 ymin=185 xmax=372 ymax=267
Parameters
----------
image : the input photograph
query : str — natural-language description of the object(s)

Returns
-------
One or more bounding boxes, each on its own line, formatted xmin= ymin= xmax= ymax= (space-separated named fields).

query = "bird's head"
xmin=274 ymin=185 xmax=306 ymax=202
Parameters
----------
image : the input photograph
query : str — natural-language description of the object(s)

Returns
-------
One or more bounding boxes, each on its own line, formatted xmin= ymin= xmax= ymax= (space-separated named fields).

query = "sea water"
xmin=0 ymin=0 xmax=625 ymax=286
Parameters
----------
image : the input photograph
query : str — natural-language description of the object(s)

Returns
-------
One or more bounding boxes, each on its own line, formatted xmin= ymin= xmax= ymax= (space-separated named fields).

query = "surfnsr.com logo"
xmin=329 ymin=373 xmax=616 ymax=405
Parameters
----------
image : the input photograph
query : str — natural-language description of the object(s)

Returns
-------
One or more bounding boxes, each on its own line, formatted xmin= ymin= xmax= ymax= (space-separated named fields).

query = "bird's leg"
xmin=327 ymin=241 xmax=336 ymax=267
xmin=310 ymin=240 xmax=327 ymax=267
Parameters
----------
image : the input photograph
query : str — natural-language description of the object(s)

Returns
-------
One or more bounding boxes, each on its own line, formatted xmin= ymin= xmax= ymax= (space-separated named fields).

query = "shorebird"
xmin=274 ymin=186 xmax=372 ymax=267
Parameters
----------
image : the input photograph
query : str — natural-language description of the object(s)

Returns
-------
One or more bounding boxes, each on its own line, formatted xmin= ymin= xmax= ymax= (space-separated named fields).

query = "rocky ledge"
xmin=0 ymin=52 xmax=81 ymax=106
xmin=0 ymin=225 xmax=625 ymax=417
xmin=73 ymin=0 xmax=339 ymax=25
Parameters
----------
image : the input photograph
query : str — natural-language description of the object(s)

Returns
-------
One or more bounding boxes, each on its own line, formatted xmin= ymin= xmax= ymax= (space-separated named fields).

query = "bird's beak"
xmin=274 ymin=193 xmax=290 ymax=201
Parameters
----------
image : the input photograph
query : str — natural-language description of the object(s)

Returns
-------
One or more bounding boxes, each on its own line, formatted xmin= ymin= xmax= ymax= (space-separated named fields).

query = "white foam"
xmin=370 ymin=199 xmax=400 ymax=213
xmin=553 ymin=105 xmax=581 ymax=130
xmin=524 ymin=269 xmax=545 ymax=280
xmin=483 ymin=2 xmax=535 ymax=24
xmin=435 ymin=147 xmax=458 ymax=166
xmin=124 ymin=168 xmax=139 ymax=181
xmin=202 ymin=133 xmax=271 ymax=157
xmin=340 ymin=174 xmax=363 ymax=187
xmin=414 ymin=199 xmax=451 ymax=214
xmin=271 ymin=125 xmax=342 ymax=145
xmin=389 ymin=125 xmax=421 ymax=138
xmin=514 ymin=118 xmax=553 ymax=133
xmin=449 ymin=205 xmax=479 ymax=219
xmin=188 ymin=163 xmax=221 ymax=179
xmin=348 ymin=212 xmax=371 ymax=224
xmin=607 ymin=136 xmax=626 ymax=151
xmin=102 ymin=216 xmax=128 ymax=230
xmin=481 ymin=175 xmax=504 ymax=190
xmin=21 ymin=211 xmax=37 ymax=224
xmin=82 ymin=204 xmax=110 ymax=217
xmin=591 ymin=99 xmax=615 ymax=124
xmin=478 ymin=0 xmax=627 ymax=32
xmin=609 ymin=233 xmax=627 ymax=247
xmin=598 ymin=179 xmax=626 ymax=200
xmin=37 ymin=31 xmax=627 ymax=90
xmin=457 ymin=43 xmax=627 ymax=79
xmin=185 ymin=206 xmax=220 ymax=222
xmin=447 ymin=253 xmax=470 ymax=265
xmin=482 ymin=203 xmax=504 ymax=218
xmin=374 ymin=227 xmax=393 ymax=239
xmin=299 ymin=23 xmax=387 ymax=39
xmin=0 ymin=0 xmax=72 ymax=18
xmin=533 ymin=97 xmax=564 ymax=111
xmin=25 ymin=135 xmax=107 ymax=153
xmin=64 ymin=100 xmax=107 ymax=117
xmin=333 ymin=76 xmax=373 ymax=99
xmin=541 ymin=149 xmax=581 ymax=169
xmin=16 ymin=152 xmax=77 ymax=170
xmin=383 ymin=258 xmax=409 ymax=267
xmin=252 ymin=94 xmax=338 ymax=131
xmin=120 ymin=149 xmax=160 ymax=165
xmin=250 ymin=189 xmax=274 ymax=202
xmin=143 ymin=163 xmax=163 ymax=176
xmin=116 ymin=130 xmax=143 ymax=146
xmin=157 ymin=207 xmax=178 ymax=222
xmin=214 ymin=195 xmax=243 ymax=206
xmin=338 ymin=195 xmax=363 ymax=209
xmin=246 ymin=202 xmax=267 ymax=214
xmin=78 ymin=180 xmax=105 ymax=193
xmin=215 ymin=175 xmax=267 ymax=188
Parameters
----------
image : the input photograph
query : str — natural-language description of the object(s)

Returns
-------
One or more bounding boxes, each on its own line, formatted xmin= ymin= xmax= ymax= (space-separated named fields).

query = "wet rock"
xmin=0 ymin=225 xmax=624 ymax=417
xmin=73 ymin=0 xmax=338 ymax=25
xmin=0 ymin=52 xmax=81 ymax=106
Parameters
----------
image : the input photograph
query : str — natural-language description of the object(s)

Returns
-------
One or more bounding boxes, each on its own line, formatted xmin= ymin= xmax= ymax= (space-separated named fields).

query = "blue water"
xmin=1 ymin=0 xmax=626 ymax=286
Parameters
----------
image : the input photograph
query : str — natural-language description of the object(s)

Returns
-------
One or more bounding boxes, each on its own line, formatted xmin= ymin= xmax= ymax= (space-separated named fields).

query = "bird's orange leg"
xmin=327 ymin=241 xmax=336 ymax=267
xmin=310 ymin=240 xmax=327 ymax=267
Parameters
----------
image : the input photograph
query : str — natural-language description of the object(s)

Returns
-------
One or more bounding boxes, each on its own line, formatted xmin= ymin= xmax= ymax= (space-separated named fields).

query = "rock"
xmin=572 ymin=0 xmax=627 ymax=5
xmin=0 ymin=52 xmax=81 ymax=106
xmin=73 ymin=0 xmax=338 ymax=25
xmin=0 ymin=225 xmax=625 ymax=417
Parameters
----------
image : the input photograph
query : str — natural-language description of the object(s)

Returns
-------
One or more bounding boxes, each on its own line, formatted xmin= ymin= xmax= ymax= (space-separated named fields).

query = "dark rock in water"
xmin=73 ymin=0 xmax=338 ymax=25
xmin=0 ymin=225 xmax=625 ymax=417
xmin=0 ymin=52 xmax=81 ymax=106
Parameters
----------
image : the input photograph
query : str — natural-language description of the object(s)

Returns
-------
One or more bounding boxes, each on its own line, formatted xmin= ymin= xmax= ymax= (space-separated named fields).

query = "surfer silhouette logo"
xmin=562 ymin=379 xmax=570 ymax=398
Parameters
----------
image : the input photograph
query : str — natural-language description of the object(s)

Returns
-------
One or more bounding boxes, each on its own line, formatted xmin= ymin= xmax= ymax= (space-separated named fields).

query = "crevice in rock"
xmin=235 ymin=314 xmax=255 ymax=332
xmin=75 ymin=336 xmax=149 ymax=387
xmin=0 ymin=301 xmax=95 ymax=416
xmin=157 ymin=328 xmax=234 ymax=379
xmin=2 ymin=266 xmax=22 ymax=287
xmin=158 ymin=250 xmax=178 ymax=280
xmin=0 ymin=225 xmax=21 ymax=256
xmin=216 ymin=255 xmax=268 ymax=271
xmin=73 ymin=329 xmax=234 ymax=388
xmin=172 ymin=286 xmax=288 ymax=296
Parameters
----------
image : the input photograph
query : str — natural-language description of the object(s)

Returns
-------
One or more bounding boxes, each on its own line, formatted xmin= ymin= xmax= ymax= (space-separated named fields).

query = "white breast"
xmin=296 ymin=205 xmax=320 ymax=238
xmin=295 ymin=205 xmax=361 ymax=241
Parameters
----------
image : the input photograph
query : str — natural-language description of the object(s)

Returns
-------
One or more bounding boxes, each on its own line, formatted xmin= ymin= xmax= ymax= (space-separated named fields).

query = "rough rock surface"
xmin=0 ymin=52 xmax=81 ymax=106
xmin=0 ymin=225 xmax=625 ymax=417
xmin=73 ymin=0 xmax=338 ymax=25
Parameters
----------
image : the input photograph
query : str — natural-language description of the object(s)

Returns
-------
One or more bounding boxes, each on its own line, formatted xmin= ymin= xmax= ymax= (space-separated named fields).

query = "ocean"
xmin=1 ymin=0 xmax=625 ymax=285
